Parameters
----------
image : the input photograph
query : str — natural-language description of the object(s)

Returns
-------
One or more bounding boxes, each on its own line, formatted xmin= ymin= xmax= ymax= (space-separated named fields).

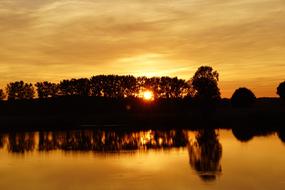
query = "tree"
xmin=73 ymin=78 xmax=90 ymax=96
xmin=191 ymin=66 xmax=221 ymax=103
xmin=6 ymin=81 xmax=35 ymax=100
xmin=0 ymin=89 xmax=6 ymax=100
xmin=277 ymin=81 xmax=285 ymax=100
xmin=36 ymin=81 xmax=59 ymax=99
xmin=90 ymin=75 xmax=104 ymax=97
xmin=231 ymin=87 xmax=256 ymax=108
xmin=58 ymin=78 xmax=90 ymax=96
xmin=120 ymin=75 xmax=138 ymax=97
xmin=159 ymin=77 xmax=189 ymax=98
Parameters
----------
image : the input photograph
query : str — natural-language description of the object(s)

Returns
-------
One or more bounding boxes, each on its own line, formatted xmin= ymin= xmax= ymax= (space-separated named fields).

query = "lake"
xmin=0 ymin=128 xmax=285 ymax=190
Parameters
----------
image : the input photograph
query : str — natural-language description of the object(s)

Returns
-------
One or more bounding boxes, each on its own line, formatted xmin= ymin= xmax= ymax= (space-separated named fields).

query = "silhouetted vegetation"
xmin=277 ymin=81 xmax=285 ymax=100
xmin=231 ymin=87 xmax=256 ymax=108
xmin=191 ymin=66 xmax=221 ymax=103
xmin=59 ymin=78 xmax=90 ymax=96
xmin=90 ymin=75 xmax=137 ymax=98
xmin=3 ymin=75 xmax=191 ymax=100
xmin=0 ymin=66 xmax=210 ymax=101
xmin=6 ymin=81 xmax=35 ymax=100
xmin=0 ymin=89 xmax=6 ymax=100
xmin=35 ymin=81 xmax=59 ymax=98
xmin=0 ymin=66 xmax=284 ymax=132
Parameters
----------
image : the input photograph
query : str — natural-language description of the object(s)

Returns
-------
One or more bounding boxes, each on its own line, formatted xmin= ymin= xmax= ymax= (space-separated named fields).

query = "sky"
xmin=0 ymin=0 xmax=285 ymax=97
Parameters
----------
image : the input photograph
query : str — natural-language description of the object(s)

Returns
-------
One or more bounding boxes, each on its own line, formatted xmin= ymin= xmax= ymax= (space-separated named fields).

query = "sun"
xmin=143 ymin=90 xmax=154 ymax=101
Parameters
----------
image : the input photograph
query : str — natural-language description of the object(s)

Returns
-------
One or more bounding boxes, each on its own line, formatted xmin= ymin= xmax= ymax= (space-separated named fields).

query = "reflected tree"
xmin=188 ymin=129 xmax=222 ymax=182
xmin=232 ymin=127 xmax=254 ymax=142
xmin=0 ymin=133 xmax=4 ymax=149
xmin=8 ymin=132 xmax=36 ymax=153
xmin=277 ymin=129 xmax=285 ymax=143
xmin=38 ymin=131 xmax=58 ymax=151
xmin=3 ymin=129 xmax=190 ymax=153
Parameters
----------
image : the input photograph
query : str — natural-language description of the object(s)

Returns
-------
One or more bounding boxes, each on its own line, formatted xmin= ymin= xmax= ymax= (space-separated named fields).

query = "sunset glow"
xmin=0 ymin=0 xmax=284 ymax=97
xmin=143 ymin=91 xmax=154 ymax=101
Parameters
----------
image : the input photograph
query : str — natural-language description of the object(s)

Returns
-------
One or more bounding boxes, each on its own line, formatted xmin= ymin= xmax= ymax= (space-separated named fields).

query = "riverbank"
xmin=0 ymin=97 xmax=284 ymax=131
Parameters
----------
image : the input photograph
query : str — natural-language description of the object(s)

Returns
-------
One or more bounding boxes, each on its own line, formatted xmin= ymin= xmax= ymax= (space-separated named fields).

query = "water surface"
xmin=0 ymin=128 xmax=285 ymax=190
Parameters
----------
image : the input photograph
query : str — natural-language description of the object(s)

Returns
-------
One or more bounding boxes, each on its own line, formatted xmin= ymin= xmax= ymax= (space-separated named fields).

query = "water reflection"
xmin=1 ymin=128 xmax=282 ymax=183
xmin=188 ymin=129 xmax=222 ymax=181
xmin=277 ymin=129 xmax=285 ymax=143
xmin=232 ymin=127 xmax=276 ymax=143
xmin=0 ymin=133 xmax=4 ymax=149
xmin=0 ymin=129 xmax=223 ymax=181
xmin=8 ymin=132 xmax=36 ymax=153
xmin=1 ymin=128 xmax=284 ymax=190
xmin=0 ymin=128 xmax=282 ymax=153
xmin=0 ymin=129 xmax=189 ymax=153
xmin=232 ymin=127 xmax=254 ymax=142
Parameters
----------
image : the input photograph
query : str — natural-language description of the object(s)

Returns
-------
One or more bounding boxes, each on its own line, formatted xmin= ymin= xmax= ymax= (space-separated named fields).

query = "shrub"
xmin=231 ymin=87 xmax=256 ymax=108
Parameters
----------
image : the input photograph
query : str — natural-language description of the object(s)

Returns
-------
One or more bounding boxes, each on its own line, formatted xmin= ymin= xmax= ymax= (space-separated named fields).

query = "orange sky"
xmin=0 ymin=0 xmax=285 ymax=97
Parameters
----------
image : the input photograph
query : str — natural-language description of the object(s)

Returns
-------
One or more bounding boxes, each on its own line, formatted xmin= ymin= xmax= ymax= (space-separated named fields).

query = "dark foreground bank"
xmin=0 ymin=97 xmax=284 ymax=131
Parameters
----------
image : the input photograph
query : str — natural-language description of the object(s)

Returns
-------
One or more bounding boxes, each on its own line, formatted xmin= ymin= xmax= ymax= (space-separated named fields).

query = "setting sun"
xmin=143 ymin=91 xmax=154 ymax=101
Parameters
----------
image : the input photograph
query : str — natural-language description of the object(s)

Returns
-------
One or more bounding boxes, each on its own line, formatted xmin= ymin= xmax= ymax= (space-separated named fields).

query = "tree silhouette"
xmin=59 ymin=78 xmax=90 ymax=96
xmin=277 ymin=81 xmax=285 ymax=100
xmin=90 ymin=75 xmax=124 ymax=98
xmin=3 ymin=75 xmax=194 ymax=100
xmin=191 ymin=66 xmax=221 ymax=102
xmin=102 ymin=75 xmax=121 ymax=98
xmin=73 ymin=78 xmax=90 ymax=96
xmin=145 ymin=77 xmax=161 ymax=99
xmin=6 ymin=81 xmax=35 ymax=100
xmin=120 ymin=75 xmax=138 ymax=97
xmin=0 ymin=89 xmax=6 ymax=100
xmin=36 ymin=81 xmax=59 ymax=99
xmin=90 ymin=76 xmax=102 ymax=97
xmin=159 ymin=77 xmax=190 ymax=98
xmin=90 ymin=75 xmax=191 ymax=99
xmin=231 ymin=87 xmax=256 ymax=108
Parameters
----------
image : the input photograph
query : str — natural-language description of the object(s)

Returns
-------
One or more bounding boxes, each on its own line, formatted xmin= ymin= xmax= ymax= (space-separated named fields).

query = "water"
xmin=0 ymin=128 xmax=285 ymax=190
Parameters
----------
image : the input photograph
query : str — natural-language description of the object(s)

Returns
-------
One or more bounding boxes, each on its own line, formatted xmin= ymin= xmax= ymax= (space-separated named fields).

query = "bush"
xmin=231 ymin=87 xmax=256 ymax=108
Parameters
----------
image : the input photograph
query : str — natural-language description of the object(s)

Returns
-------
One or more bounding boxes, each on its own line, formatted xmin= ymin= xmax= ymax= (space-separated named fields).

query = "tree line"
xmin=0 ymin=75 xmax=193 ymax=100
xmin=0 ymin=66 xmax=284 ymax=105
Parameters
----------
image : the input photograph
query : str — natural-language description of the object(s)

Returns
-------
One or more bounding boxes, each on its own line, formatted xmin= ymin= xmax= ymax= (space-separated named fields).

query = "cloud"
xmin=0 ymin=0 xmax=284 ymax=97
